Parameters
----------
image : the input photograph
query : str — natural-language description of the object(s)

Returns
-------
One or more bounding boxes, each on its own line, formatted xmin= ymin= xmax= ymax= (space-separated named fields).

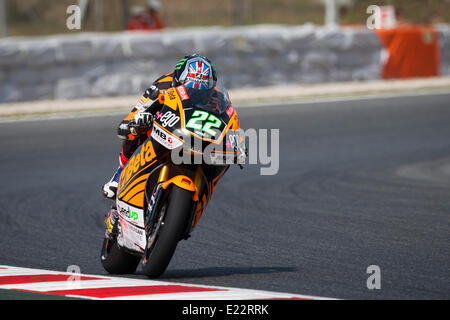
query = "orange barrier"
xmin=376 ymin=25 xmax=440 ymax=79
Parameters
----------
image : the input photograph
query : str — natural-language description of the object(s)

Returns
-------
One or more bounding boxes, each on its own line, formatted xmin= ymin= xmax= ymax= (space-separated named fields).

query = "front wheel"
xmin=141 ymin=185 xmax=194 ymax=278
xmin=100 ymin=236 xmax=141 ymax=274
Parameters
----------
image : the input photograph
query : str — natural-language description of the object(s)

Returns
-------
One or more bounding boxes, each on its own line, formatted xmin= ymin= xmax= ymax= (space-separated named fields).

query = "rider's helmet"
xmin=172 ymin=54 xmax=217 ymax=90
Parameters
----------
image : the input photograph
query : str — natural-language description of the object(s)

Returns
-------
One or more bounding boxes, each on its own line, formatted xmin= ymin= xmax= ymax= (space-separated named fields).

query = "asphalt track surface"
xmin=0 ymin=92 xmax=449 ymax=299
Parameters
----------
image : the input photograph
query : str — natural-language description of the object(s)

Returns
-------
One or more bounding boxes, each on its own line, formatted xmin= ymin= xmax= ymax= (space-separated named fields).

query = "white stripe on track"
xmin=0 ymin=265 xmax=335 ymax=300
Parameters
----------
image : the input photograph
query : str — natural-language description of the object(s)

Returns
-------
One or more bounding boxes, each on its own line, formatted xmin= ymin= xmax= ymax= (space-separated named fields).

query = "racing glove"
xmin=134 ymin=111 xmax=153 ymax=126
xmin=236 ymin=138 xmax=247 ymax=169
xmin=129 ymin=111 xmax=154 ymax=136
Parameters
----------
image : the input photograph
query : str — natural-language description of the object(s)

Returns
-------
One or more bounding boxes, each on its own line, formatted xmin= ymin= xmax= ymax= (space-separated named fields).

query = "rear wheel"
xmin=100 ymin=236 xmax=141 ymax=274
xmin=141 ymin=185 xmax=193 ymax=278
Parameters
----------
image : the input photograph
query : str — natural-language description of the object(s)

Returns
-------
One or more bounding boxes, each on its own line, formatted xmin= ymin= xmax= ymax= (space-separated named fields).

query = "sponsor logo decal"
xmin=167 ymin=89 xmax=177 ymax=101
xmin=176 ymin=85 xmax=189 ymax=101
xmin=159 ymin=111 xmax=180 ymax=128
xmin=151 ymin=124 xmax=183 ymax=150
xmin=226 ymin=105 xmax=235 ymax=117
xmin=120 ymin=139 xmax=156 ymax=186
xmin=138 ymin=95 xmax=150 ymax=106
xmin=119 ymin=207 xmax=138 ymax=222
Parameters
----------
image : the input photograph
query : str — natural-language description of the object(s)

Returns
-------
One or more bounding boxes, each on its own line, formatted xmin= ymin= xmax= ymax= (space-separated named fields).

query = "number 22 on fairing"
xmin=186 ymin=110 xmax=221 ymax=136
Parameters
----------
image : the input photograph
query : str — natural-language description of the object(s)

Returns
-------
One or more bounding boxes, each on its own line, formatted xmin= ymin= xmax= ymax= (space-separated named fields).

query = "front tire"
xmin=100 ymin=237 xmax=141 ymax=274
xmin=141 ymin=186 xmax=193 ymax=278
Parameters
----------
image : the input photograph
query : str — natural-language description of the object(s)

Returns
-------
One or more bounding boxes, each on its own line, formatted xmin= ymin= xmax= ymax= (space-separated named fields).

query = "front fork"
xmin=146 ymin=163 xmax=204 ymax=240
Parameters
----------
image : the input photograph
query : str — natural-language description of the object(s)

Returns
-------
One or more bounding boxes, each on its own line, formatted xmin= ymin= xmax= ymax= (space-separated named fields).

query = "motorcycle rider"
xmin=103 ymin=54 xmax=226 ymax=200
xmin=102 ymin=54 xmax=247 ymax=240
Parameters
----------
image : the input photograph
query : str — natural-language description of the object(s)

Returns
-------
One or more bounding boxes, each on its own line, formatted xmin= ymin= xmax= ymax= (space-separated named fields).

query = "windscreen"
xmin=184 ymin=83 xmax=231 ymax=114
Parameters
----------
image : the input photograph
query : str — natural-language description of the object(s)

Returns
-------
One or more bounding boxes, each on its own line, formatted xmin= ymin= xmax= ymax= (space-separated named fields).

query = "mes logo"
xmin=153 ymin=126 xmax=169 ymax=142
xmin=152 ymin=126 xmax=175 ymax=148
xmin=151 ymin=124 xmax=182 ymax=151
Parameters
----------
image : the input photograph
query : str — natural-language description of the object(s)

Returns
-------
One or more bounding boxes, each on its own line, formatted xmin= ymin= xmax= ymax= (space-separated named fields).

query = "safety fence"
xmin=0 ymin=24 xmax=449 ymax=103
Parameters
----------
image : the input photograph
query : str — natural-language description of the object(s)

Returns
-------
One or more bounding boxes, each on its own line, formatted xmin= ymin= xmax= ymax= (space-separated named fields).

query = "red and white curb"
xmin=0 ymin=265 xmax=334 ymax=300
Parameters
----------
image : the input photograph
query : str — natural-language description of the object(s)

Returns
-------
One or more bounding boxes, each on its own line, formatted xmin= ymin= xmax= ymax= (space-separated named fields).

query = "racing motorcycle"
xmin=100 ymin=84 xmax=244 ymax=278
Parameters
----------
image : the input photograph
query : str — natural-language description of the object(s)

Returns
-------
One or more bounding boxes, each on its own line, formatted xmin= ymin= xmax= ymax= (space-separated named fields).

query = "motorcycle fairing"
xmin=156 ymin=85 xmax=241 ymax=150
xmin=116 ymin=200 xmax=146 ymax=253
xmin=117 ymin=138 xmax=159 ymax=209
xmin=114 ymin=138 xmax=152 ymax=253
xmin=114 ymin=84 xmax=241 ymax=255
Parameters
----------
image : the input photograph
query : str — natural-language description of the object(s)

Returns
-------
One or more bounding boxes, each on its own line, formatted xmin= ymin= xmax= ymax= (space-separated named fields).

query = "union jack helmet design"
xmin=173 ymin=54 xmax=217 ymax=90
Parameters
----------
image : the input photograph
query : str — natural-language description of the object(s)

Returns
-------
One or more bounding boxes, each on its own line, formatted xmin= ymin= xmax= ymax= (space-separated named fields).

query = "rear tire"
xmin=100 ymin=237 xmax=141 ymax=274
xmin=141 ymin=186 xmax=193 ymax=278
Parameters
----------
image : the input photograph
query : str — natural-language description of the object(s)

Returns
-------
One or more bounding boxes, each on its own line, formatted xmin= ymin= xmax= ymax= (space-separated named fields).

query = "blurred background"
xmin=1 ymin=1 xmax=450 ymax=303
xmin=0 ymin=0 xmax=449 ymax=104
xmin=1 ymin=0 xmax=450 ymax=37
